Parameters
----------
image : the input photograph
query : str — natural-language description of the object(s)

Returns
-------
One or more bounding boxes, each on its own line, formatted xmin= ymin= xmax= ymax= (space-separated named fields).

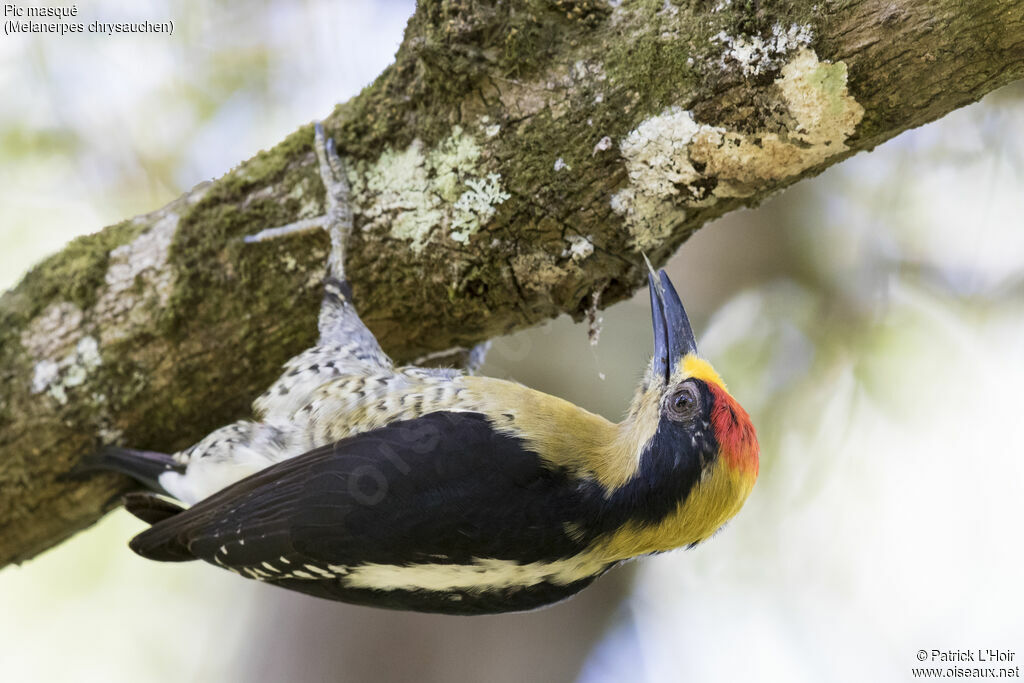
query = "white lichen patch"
xmin=612 ymin=49 xmax=864 ymax=251
xmin=349 ymin=126 xmax=508 ymax=252
xmin=593 ymin=136 xmax=613 ymax=155
xmin=450 ymin=174 xmax=511 ymax=245
xmin=31 ymin=335 xmax=103 ymax=405
xmin=94 ymin=211 xmax=179 ymax=343
xmin=711 ymin=23 xmax=813 ymax=76
xmin=20 ymin=301 xmax=84 ymax=359
xmin=351 ymin=140 xmax=442 ymax=251
xmin=31 ymin=360 xmax=59 ymax=395
xmin=106 ymin=212 xmax=177 ymax=292
xmin=563 ymin=235 xmax=594 ymax=262
xmin=611 ymin=107 xmax=707 ymax=250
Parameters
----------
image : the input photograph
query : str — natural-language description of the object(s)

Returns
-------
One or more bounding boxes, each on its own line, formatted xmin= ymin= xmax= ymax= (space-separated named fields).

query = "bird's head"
xmin=597 ymin=269 xmax=758 ymax=559
xmin=641 ymin=268 xmax=758 ymax=480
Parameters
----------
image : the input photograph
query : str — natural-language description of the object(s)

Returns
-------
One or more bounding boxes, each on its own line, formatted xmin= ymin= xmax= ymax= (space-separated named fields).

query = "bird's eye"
xmin=666 ymin=382 xmax=700 ymax=421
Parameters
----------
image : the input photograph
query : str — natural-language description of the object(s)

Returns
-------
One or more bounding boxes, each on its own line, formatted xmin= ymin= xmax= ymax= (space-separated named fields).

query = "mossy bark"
xmin=1 ymin=0 xmax=1021 ymax=567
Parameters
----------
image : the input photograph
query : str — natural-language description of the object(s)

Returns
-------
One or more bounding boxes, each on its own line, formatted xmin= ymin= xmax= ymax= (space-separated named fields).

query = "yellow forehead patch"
xmin=677 ymin=355 xmax=727 ymax=390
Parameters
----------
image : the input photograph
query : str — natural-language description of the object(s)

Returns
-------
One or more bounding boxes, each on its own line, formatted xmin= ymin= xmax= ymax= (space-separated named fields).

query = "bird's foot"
xmin=411 ymin=341 xmax=492 ymax=374
xmin=243 ymin=122 xmax=353 ymax=282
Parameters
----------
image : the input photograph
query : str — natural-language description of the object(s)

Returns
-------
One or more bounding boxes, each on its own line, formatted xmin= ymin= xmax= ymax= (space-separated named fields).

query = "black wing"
xmin=131 ymin=412 xmax=593 ymax=572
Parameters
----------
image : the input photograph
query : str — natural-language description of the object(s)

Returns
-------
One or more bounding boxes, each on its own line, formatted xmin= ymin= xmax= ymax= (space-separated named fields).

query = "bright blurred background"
xmin=2 ymin=2 xmax=1022 ymax=682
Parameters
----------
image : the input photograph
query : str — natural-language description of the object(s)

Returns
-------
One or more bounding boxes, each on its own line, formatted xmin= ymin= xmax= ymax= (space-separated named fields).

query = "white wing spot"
xmin=305 ymin=564 xmax=334 ymax=578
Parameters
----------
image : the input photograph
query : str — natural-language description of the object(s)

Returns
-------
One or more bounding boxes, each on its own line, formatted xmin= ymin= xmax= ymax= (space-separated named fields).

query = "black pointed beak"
xmin=648 ymin=269 xmax=698 ymax=383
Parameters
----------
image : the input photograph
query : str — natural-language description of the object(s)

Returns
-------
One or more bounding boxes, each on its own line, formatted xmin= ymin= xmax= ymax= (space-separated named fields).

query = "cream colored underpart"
xmin=165 ymin=364 xmax=473 ymax=503
xmin=303 ymin=367 xmax=470 ymax=444
xmin=342 ymin=554 xmax=609 ymax=592
xmin=221 ymin=552 xmax=610 ymax=591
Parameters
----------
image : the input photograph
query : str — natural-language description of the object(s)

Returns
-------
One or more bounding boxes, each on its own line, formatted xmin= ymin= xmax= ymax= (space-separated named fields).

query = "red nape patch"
xmin=706 ymin=383 xmax=759 ymax=476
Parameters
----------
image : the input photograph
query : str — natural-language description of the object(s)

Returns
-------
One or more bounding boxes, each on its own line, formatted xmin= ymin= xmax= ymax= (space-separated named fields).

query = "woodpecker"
xmin=87 ymin=124 xmax=759 ymax=615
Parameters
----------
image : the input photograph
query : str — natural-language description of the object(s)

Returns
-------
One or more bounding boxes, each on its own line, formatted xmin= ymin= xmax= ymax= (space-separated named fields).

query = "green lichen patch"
xmin=450 ymin=173 xmax=511 ymax=244
xmin=807 ymin=60 xmax=852 ymax=115
xmin=348 ymin=124 xmax=513 ymax=253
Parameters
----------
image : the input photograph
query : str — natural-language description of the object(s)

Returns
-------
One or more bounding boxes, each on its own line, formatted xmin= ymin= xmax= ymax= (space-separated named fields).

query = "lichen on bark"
xmin=1 ymin=0 xmax=1022 ymax=567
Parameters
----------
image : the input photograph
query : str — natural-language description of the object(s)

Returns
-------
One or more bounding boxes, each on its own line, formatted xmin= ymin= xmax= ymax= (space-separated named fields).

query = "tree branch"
xmin=1 ymin=0 xmax=1021 ymax=567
